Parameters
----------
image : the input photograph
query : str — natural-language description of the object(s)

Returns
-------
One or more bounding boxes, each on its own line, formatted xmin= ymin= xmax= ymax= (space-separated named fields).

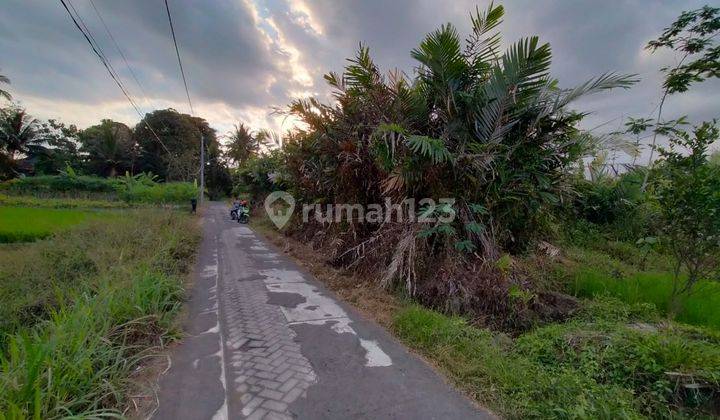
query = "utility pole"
xmin=199 ymin=133 xmax=205 ymax=205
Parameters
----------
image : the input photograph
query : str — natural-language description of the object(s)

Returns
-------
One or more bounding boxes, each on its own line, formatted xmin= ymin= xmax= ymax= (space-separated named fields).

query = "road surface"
xmin=154 ymin=202 xmax=492 ymax=420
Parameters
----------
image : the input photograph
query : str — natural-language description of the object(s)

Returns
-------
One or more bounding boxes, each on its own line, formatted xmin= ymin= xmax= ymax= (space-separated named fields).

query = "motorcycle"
xmin=237 ymin=206 xmax=250 ymax=224
xmin=230 ymin=205 xmax=250 ymax=224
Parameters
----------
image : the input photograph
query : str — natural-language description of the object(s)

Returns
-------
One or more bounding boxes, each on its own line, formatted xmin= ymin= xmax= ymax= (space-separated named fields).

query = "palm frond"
xmin=465 ymin=3 xmax=504 ymax=67
xmin=559 ymin=72 xmax=638 ymax=106
xmin=406 ymin=135 xmax=454 ymax=164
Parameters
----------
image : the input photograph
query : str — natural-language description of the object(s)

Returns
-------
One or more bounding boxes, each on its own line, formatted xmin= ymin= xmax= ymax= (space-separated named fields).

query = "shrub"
xmin=0 ymin=175 xmax=120 ymax=198
xmin=652 ymin=121 xmax=720 ymax=312
xmin=116 ymin=181 xmax=197 ymax=204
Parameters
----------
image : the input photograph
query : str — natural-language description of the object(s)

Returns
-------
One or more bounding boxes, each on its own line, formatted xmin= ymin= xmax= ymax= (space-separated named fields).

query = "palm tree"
xmin=0 ymin=106 xmax=43 ymax=179
xmin=0 ymin=72 xmax=11 ymax=101
xmin=225 ymin=123 xmax=259 ymax=165
xmin=80 ymin=120 xmax=135 ymax=177
xmin=284 ymin=3 xmax=637 ymax=259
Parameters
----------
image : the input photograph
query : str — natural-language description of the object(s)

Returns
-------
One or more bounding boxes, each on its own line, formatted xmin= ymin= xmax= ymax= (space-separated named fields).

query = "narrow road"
xmin=154 ymin=202 xmax=492 ymax=420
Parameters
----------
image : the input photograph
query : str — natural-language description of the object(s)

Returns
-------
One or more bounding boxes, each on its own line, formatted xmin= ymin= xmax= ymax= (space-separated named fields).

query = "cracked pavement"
xmin=154 ymin=202 xmax=492 ymax=420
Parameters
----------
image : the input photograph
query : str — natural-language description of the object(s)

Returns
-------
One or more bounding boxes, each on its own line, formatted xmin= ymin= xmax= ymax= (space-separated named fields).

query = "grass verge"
xmin=0 ymin=208 xmax=200 ymax=418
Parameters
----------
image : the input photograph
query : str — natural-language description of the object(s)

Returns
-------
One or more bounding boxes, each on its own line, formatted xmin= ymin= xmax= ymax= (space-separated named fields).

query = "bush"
xmin=0 ymin=175 xmax=198 ymax=204
xmin=116 ymin=181 xmax=197 ymax=204
xmin=0 ymin=175 xmax=120 ymax=198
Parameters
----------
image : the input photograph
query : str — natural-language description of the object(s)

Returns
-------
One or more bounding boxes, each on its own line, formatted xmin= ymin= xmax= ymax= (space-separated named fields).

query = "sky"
xmin=1 ymin=0 xmax=718 ymax=160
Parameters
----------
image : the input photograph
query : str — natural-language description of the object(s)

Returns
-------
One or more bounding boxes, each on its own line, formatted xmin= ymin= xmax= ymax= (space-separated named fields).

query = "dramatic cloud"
xmin=1 ymin=0 xmax=717 ymax=158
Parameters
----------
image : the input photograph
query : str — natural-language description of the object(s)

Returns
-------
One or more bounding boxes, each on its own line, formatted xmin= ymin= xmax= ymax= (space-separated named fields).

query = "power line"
xmin=88 ymin=0 xmax=149 ymax=104
xmin=163 ymin=0 xmax=204 ymax=204
xmin=59 ymin=0 xmax=171 ymax=155
xmin=163 ymin=0 xmax=194 ymax=115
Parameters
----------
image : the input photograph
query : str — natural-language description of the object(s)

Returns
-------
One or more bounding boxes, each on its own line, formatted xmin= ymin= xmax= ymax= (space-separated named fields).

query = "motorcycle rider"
xmin=230 ymin=197 xmax=241 ymax=219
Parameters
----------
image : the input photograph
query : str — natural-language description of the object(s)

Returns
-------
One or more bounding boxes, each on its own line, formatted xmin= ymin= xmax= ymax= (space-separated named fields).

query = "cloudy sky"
xmin=1 ymin=0 xmax=718 ymax=158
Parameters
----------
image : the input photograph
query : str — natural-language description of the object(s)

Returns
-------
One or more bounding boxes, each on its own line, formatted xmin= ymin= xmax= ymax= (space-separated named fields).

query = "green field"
xmin=0 ymin=206 xmax=108 ymax=243
xmin=0 ymin=206 xmax=199 ymax=417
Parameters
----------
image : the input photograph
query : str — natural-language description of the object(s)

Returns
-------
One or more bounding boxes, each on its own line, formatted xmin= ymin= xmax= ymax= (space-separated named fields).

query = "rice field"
xmin=0 ymin=206 xmax=108 ymax=243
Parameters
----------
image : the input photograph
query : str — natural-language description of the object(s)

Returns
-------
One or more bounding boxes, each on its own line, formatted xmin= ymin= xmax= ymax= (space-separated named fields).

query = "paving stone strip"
xmin=154 ymin=203 xmax=493 ymax=420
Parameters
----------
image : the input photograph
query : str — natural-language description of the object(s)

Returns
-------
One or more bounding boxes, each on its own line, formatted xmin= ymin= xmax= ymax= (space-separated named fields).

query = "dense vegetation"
xmin=0 ymin=1 xmax=717 ymax=418
xmin=0 ymin=172 xmax=197 ymax=204
xmin=0 ymin=209 xmax=199 ymax=417
xmin=239 ymin=4 xmax=720 ymax=417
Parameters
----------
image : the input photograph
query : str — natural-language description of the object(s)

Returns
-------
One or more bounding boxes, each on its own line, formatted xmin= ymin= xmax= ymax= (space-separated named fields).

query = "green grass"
xmin=1 ymin=175 xmax=199 ymax=204
xmin=564 ymin=247 xmax=720 ymax=330
xmin=0 ymin=208 xmax=199 ymax=417
xmin=0 ymin=194 xmax=132 ymax=209
xmin=393 ymin=300 xmax=720 ymax=419
xmin=0 ymin=206 xmax=110 ymax=243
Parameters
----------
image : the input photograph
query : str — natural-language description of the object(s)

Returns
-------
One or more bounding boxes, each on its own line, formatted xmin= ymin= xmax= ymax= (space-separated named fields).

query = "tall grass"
xmin=393 ymin=301 xmax=720 ymax=419
xmin=0 ymin=209 xmax=199 ymax=418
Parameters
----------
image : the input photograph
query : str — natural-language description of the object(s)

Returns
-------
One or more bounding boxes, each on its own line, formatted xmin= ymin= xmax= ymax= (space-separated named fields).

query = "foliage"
xmin=134 ymin=108 xmax=232 ymax=197
xmin=0 ymin=209 xmax=199 ymax=417
xmin=0 ymin=72 xmax=11 ymax=101
xmin=0 ymin=105 xmax=45 ymax=180
xmin=225 ymin=123 xmax=262 ymax=166
xmin=32 ymin=119 xmax=80 ymax=175
xmin=264 ymin=3 xmax=635 ymax=306
xmin=0 ymin=174 xmax=120 ymax=197
xmin=0 ymin=174 xmax=197 ymax=204
xmin=646 ymin=5 xmax=720 ymax=95
xmin=79 ymin=119 xmax=136 ymax=177
xmin=639 ymin=5 xmax=719 ymax=189
xmin=652 ymin=121 xmax=720 ymax=308
xmin=233 ymin=148 xmax=287 ymax=198
xmin=115 ymin=180 xmax=198 ymax=204
xmin=393 ymin=301 xmax=720 ymax=418
xmin=0 ymin=206 xmax=108 ymax=243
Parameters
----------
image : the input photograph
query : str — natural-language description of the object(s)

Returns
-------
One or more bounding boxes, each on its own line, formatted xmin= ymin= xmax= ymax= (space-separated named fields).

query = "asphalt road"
xmin=154 ymin=202 xmax=493 ymax=420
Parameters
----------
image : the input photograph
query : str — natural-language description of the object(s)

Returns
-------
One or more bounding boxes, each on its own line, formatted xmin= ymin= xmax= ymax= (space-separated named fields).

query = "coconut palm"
xmin=226 ymin=123 xmax=260 ymax=165
xmin=0 ymin=106 xmax=43 ymax=178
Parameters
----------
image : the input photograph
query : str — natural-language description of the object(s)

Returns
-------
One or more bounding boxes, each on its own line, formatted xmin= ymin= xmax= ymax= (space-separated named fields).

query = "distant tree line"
xmin=0 ymin=87 xmax=233 ymax=198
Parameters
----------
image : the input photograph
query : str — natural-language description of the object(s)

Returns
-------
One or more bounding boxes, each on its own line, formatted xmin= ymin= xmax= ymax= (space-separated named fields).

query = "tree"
xmin=134 ymin=108 xmax=232 ymax=196
xmin=0 ymin=72 xmax=11 ymax=101
xmin=0 ymin=106 xmax=45 ymax=179
xmin=79 ymin=120 xmax=135 ymax=177
xmin=653 ymin=121 xmax=720 ymax=314
xmin=641 ymin=5 xmax=720 ymax=189
xmin=135 ymin=109 xmax=204 ymax=181
xmin=33 ymin=119 xmax=80 ymax=175
xmin=225 ymin=123 xmax=260 ymax=166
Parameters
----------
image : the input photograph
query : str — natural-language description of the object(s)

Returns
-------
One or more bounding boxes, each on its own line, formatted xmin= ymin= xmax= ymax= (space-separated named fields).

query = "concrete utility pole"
xmin=199 ymin=133 xmax=205 ymax=205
